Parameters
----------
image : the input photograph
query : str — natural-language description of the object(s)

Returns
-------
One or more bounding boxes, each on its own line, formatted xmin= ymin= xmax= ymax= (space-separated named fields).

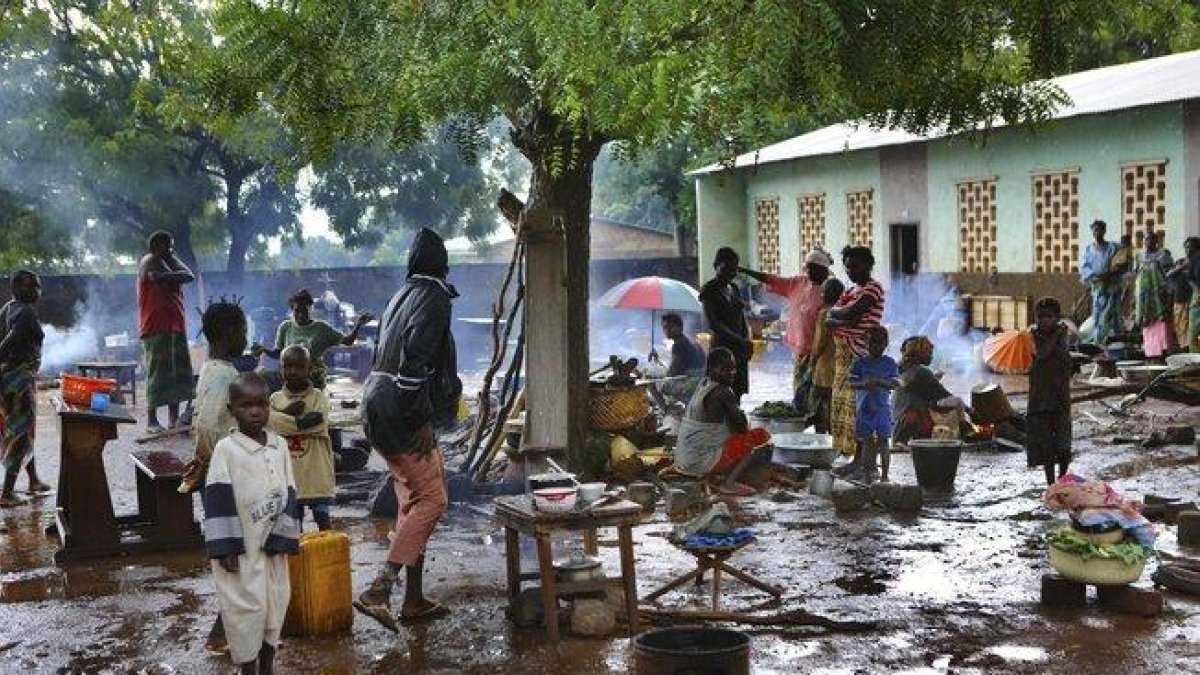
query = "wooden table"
xmin=494 ymin=495 xmax=643 ymax=644
xmin=49 ymin=399 xmax=201 ymax=562
xmin=642 ymin=537 xmax=783 ymax=611
xmin=75 ymin=361 xmax=139 ymax=405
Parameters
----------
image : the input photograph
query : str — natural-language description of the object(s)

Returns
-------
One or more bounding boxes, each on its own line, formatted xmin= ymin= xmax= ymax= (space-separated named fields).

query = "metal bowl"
xmin=771 ymin=432 xmax=837 ymax=468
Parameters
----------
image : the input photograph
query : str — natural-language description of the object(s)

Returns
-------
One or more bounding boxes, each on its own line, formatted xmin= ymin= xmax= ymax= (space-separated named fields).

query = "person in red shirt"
xmin=740 ymin=247 xmax=834 ymax=415
xmin=137 ymin=231 xmax=196 ymax=432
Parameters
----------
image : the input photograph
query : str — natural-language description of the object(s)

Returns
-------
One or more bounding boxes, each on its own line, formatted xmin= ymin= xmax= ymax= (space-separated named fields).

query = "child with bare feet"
xmin=204 ymin=373 xmax=300 ymax=674
xmin=847 ymin=326 xmax=899 ymax=484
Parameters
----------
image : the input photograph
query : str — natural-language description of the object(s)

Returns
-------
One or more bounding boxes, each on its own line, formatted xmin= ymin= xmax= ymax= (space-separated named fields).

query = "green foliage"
xmin=310 ymin=119 xmax=521 ymax=249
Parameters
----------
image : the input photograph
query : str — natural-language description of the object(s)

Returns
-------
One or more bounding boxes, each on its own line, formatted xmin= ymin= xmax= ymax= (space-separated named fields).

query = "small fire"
xmin=975 ymin=422 xmax=996 ymax=438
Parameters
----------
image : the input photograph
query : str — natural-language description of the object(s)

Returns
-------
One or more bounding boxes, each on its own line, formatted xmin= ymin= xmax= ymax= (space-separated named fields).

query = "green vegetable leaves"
xmin=1046 ymin=528 xmax=1153 ymax=566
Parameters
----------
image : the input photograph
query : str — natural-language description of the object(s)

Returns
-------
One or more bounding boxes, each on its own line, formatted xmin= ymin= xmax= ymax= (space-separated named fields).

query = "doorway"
xmin=890 ymin=223 xmax=919 ymax=276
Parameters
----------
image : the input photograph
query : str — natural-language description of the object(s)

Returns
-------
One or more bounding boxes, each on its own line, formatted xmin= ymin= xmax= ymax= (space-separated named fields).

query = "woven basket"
xmin=589 ymin=385 xmax=650 ymax=431
xmin=1049 ymin=546 xmax=1145 ymax=585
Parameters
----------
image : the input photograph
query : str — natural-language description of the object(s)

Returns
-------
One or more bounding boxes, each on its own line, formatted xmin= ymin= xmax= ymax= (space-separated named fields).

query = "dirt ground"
xmin=1 ymin=358 xmax=1198 ymax=674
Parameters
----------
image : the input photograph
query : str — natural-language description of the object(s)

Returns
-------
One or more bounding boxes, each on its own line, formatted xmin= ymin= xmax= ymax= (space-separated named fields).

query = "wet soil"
xmin=1 ymin=363 xmax=1198 ymax=673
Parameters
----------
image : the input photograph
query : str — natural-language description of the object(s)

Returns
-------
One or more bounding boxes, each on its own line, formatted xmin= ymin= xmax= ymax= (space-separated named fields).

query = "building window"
xmin=846 ymin=189 xmax=874 ymax=248
xmin=957 ymin=178 xmax=997 ymax=273
xmin=1032 ymin=170 xmax=1080 ymax=273
xmin=1121 ymin=160 xmax=1167 ymax=247
xmin=797 ymin=193 xmax=826 ymax=257
xmin=754 ymin=197 xmax=780 ymax=274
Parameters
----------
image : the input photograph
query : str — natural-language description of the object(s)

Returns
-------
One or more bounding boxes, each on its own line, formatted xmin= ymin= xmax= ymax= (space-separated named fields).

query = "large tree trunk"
xmin=224 ymin=172 xmax=250 ymax=287
xmin=513 ymin=110 xmax=603 ymax=470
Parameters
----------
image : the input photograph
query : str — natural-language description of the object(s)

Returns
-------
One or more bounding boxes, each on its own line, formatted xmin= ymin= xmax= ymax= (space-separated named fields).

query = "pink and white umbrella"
xmin=598 ymin=276 xmax=702 ymax=347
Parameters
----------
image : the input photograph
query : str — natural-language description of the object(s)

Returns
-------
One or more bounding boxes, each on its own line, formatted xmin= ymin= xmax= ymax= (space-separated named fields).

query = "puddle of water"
xmin=890 ymin=554 xmax=960 ymax=602
xmin=987 ymin=644 xmax=1049 ymax=663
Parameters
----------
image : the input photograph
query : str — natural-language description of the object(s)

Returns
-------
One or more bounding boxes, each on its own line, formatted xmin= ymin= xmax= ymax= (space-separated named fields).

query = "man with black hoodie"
xmin=355 ymin=228 xmax=462 ymax=630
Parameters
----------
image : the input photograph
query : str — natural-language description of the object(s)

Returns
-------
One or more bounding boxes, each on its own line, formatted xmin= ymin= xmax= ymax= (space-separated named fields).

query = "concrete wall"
xmin=1186 ymin=100 xmax=1200 ymax=237
xmin=927 ymin=104 xmax=1188 ymax=274
xmin=0 ymin=257 xmax=698 ymax=366
xmin=880 ymin=143 xmax=930 ymax=272
xmin=695 ymin=172 xmax=748 ymax=282
xmin=741 ymin=150 xmax=881 ymax=276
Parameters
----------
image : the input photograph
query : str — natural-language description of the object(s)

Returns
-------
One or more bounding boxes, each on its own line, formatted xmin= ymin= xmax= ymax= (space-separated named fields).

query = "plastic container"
xmin=61 ymin=374 xmax=117 ymax=407
xmin=89 ymin=392 xmax=110 ymax=413
xmin=282 ymin=530 xmax=353 ymax=637
xmin=532 ymin=487 xmax=578 ymax=513
xmin=634 ymin=627 xmax=750 ymax=675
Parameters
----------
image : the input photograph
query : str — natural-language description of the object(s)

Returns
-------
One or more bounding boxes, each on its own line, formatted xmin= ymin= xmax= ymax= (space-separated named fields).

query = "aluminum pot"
xmin=528 ymin=472 xmax=576 ymax=493
xmin=554 ymin=550 xmax=603 ymax=584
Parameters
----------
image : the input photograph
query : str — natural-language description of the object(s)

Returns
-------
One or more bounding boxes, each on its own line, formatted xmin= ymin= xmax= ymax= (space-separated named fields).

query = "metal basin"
xmin=770 ymin=432 xmax=836 ymax=468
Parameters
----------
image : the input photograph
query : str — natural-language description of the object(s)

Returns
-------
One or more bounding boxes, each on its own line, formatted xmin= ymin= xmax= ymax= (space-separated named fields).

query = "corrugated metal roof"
xmin=692 ymin=49 xmax=1200 ymax=175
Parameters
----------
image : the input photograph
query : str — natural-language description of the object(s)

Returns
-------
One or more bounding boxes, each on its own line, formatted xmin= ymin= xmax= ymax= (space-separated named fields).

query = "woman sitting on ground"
xmin=673 ymin=347 xmax=770 ymax=496
xmin=891 ymin=336 xmax=968 ymax=446
xmin=253 ymin=289 xmax=373 ymax=389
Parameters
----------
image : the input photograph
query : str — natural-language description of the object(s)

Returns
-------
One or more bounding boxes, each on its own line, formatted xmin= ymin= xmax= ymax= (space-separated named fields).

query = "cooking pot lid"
xmin=555 ymin=550 xmax=601 ymax=570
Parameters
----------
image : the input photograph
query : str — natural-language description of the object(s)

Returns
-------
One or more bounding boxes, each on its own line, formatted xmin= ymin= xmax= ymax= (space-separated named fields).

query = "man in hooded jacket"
xmin=355 ymin=228 xmax=462 ymax=629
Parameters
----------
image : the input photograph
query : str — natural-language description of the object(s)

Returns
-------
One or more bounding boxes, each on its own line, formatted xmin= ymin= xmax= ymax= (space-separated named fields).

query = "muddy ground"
xmin=1 ymin=359 xmax=1198 ymax=674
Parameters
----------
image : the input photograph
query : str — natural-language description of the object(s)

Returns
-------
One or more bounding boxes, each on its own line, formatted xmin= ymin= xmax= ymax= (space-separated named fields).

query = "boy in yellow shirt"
xmin=268 ymin=345 xmax=335 ymax=530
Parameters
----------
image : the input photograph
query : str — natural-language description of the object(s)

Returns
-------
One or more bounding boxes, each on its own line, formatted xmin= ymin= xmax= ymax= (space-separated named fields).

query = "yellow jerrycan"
xmin=283 ymin=530 xmax=354 ymax=636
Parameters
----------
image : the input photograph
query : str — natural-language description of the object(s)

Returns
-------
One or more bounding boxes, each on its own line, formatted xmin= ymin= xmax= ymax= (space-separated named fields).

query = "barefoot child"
xmin=268 ymin=345 xmax=335 ymax=530
xmin=808 ymin=277 xmax=845 ymax=434
xmin=674 ymin=347 xmax=771 ymax=495
xmin=204 ymin=373 xmax=300 ymax=675
xmin=847 ymin=326 xmax=899 ymax=484
xmin=1027 ymin=297 xmax=1072 ymax=485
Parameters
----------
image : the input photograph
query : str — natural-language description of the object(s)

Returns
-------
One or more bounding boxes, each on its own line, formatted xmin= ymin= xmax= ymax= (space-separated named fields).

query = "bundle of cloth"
xmin=1044 ymin=473 xmax=1156 ymax=549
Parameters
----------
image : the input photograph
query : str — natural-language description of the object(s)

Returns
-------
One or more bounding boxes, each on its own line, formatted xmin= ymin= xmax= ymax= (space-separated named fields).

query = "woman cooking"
xmin=253 ymin=289 xmax=374 ymax=389
xmin=891 ymin=336 xmax=968 ymax=445
xmin=827 ymin=247 xmax=885 ymax=476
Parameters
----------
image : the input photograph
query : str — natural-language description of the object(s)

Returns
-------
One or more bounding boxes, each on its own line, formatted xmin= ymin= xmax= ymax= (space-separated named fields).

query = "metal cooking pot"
xmin=554 ymin=550 xmax=603 ymax=584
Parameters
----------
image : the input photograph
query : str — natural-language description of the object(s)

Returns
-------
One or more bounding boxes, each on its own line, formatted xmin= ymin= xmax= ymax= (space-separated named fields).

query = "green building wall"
xmin=926 ymin=104 xmax=1187 ymax=274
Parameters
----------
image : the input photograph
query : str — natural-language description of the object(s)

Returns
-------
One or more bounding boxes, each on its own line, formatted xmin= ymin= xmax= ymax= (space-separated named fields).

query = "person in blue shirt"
xmin=1080 ymin=220 xmax=1124 ymax=344
xmin=847 ymin=326 xmax=899 ymax=484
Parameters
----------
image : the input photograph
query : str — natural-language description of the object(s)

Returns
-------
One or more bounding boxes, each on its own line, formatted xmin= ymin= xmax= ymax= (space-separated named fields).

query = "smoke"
xmin=883 ymin=273 xmax=985 ymax=377
xmin=39 ymin=322 xmax=99 ymax=373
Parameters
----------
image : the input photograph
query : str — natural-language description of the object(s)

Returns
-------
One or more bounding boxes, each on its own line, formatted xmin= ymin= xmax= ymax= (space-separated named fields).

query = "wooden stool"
xmin=495 ymin=495 xmax=643 ymax=644
xmin=642 ymin=537 xmax=783 ymax=611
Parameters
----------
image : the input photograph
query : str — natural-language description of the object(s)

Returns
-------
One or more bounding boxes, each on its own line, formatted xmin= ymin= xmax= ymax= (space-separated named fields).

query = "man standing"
xmin=700 ymin=247 xmax=752 ymax=396
xmin=356 ymin=227 xmax=461 ymax=630
xmin=1080 ymin=220 xmax=1122 ymax=345
xmin=137 ymin=231 xmax=196 ymax=433
xmin=740 ymin=247 xmax=834 ymax=414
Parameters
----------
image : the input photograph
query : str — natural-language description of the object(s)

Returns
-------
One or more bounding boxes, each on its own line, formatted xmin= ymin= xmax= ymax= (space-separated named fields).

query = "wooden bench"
xmin=124 ymin=451 xmax=203 ymax=551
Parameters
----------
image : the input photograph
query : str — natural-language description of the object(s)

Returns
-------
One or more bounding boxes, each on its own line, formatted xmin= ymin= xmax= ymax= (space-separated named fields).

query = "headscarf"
xmin=900 ymin=335 xmax=934 ymax=370
xmin=804 ymin=246 xmax=834 ymax=269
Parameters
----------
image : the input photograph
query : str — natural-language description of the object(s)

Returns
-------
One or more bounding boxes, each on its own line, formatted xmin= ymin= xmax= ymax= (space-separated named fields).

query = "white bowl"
xmin=533 ymin=487 xmax=578 ymax=513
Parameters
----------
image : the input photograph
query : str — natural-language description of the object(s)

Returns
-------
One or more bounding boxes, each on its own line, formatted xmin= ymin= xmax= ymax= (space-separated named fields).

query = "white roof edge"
xmin=690 ymin=49 xmax=1200 ymax=176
